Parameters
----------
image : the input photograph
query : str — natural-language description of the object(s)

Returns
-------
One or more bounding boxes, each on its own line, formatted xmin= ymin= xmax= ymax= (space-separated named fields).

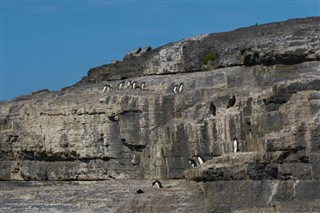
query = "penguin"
xmin=141 ymin=82 xmax=146 ymax=90
xmin=106 ymin=85 xmax=112 ymax=93
xmin=100 ymin=85 xmax=107 ymax=93
xmin=152 ymin=180 xmax=163 ymax=188
xmin=197 ymin=156 xmax=205 ymax=165
xmin=188 ymin=159 xmax=197 ymax=168
xmin=118 ymin=81 xmax=125 ymax=90
xmin=131 ymin=154 xmax=137 ymax=166
xmin=178 ymin=83 xmax=184 ymax=93
xmin=101 ymin=84 xmax=112 ymax=93
xmin=209 ymin=102 xmax=216 ymax=117
xmin=247 ymin=122 xmax=252 ymax=139
xmin=173 ymin=85 xmax=179 ymax=93
xmin=132 ymin=81 xmax=137 ymax=89
xmin=136 ymin=189 xmax=144 ymax=194
xmin=126 ymin=81 xmax=132 ymax=89
xmin=233 ymin=138 xmax=238 ymax=153
xmin=226 ymin=95 xmax=236 ymax=109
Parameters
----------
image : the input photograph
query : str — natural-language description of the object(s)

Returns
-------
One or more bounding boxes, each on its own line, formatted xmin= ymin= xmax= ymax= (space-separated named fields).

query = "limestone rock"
xmin=123 ymin=47 xmax=142 ymax=60
xmin=123 ymin=46 xmax=151 ymax=60
xmin=1 ymin=17 xmax=320 ymax=212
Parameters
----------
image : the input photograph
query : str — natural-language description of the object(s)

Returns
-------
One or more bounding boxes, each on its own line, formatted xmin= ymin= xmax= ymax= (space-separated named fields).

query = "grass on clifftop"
xmin=202 ymin=52 xmax=216 ymax=65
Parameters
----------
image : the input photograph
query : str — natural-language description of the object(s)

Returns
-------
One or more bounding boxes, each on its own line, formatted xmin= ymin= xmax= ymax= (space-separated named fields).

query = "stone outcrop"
xmin=0 ymin=17 xmax=320 ymax=212
xmin=123 ymin=46 xmax=152 ymax=60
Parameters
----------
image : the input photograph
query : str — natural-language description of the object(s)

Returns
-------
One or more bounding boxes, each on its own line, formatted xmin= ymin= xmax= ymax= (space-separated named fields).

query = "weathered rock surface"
xmin=1 ymin=17 xmax=320 ymax=212
xmin=123 ymin=46 xmax=152 ymax=60
xmin=0 ymin=180 xmax=204 ymax=213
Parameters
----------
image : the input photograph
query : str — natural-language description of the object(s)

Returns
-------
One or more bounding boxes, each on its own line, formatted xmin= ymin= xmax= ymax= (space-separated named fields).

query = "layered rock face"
xmin=1 ymin=17 xmax=320 ymax=212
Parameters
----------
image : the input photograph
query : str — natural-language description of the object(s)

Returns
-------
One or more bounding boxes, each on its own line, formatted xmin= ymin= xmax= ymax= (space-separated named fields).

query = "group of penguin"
xmin=188 ymin=139 xmax=240 ymax=168
xmin=100 ymin=80 xmax=236 ymax=113
xmin=99 ymin=81 xmax=185 ymax=94
xmin=100 ymin=80 xmax=146 ymax=93
xmin=188 ymin=156 xmax=205 ymax=168
xmin=135 ymin=180 xmax=164 ymax=194
xmin=102 ymin=80 xmax=239 ymax=195
xmin=99 ymin=80 xmax=238 ymax=117
xmin=173 ymin=83 xmax=184 ymax=93
xmin=136 ymin=142 xmax=239 ymax=194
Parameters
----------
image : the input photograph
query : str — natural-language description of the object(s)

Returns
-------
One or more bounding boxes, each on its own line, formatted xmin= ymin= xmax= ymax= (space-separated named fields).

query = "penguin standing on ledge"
xmin=100 ymin=85 xmax=107 ymax=93
xmin=118 ymin=81 xmax=125 ymax=90
xmin=152 ymin=180 xmax=163 ymax=188
xmin=132 ymin=81 xmax=138 ymax=89
xmin=131 ymin=154 xmax=137 ymax=166
xmin=178 ymin=83 xmax=184 ymax=93
xmin=197 ymin=156 xmax=205 ymax=165
xmin=100 ymin=84 xmax=112 ymax=93
xmin=126 ymin=81 xmax=132 ymax=89
xmin=188 ymin=159 xmax=197 ymax=168
xmin=173 ymin=85 xmax=179 ymax=93
xmin=233 ymin=138 xmax=238 ymax=153
xmin=107 ymin=85 xmax=113 ymax=93
xmin=227 ymin=95 xmax=236 ymax=109
xmin=141 ymin=82 xmax=146 ymax=90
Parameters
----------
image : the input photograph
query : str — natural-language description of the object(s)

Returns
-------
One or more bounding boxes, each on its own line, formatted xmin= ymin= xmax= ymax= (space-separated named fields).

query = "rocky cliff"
xmin=1 ymin=17 xmax=320 ymax=212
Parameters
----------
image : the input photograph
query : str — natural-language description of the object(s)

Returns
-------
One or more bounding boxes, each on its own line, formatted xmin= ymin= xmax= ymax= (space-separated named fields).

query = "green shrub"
xmin=202 ymin=52 xmax=216 ymax=65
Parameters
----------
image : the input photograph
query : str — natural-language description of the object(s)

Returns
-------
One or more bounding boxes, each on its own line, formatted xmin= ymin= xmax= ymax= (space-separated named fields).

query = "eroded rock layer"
xmin=1 ymin=17 xmax=320 ymax=212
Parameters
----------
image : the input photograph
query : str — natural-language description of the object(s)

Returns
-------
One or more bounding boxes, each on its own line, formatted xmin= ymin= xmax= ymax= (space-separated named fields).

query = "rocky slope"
xmin=0 ymin=180 xmax=204 ymax=213
xmin=1 ymin=17 xmax=320 ymax=212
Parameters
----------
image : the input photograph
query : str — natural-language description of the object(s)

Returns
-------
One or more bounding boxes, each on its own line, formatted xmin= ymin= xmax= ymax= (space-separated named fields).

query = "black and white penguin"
xmin=173 ymin=85 xmax=179 ymax=93
xmin=188 ymin=159 xmax=197 ymax=168
xmin=178 ymin=83 xmax=184 ymax=93
xmin=226 ymin=95 xmax=236 ymax=109
xmin=131 ymin=154 xmax=137 ymax=166
xmin=100 ymin=84 xmax=111 ymax=93
xmin=100 ymin=85 xmax=107 ymax=93
xmin=136 ymin=189 xmax=144 ymax=194
xmin=233 ymin=138 xmax=238 ymax=153
xmin=118 ymin=81 xmax=125 ymax=90
xmin=197 ymin=156 xmax=205 ymax=165
xmin=141 ymin=82 xmax=146 ymax=90
xmin=126 ymin=81 xmax=132 ymax=89
xmin=209 ymin=102 xmax=216 ymax=117
xmin=132 ymin=81 xmax=138 ymax=89
xmin=152 ymin=180 xmax=163 ymax=188
xmin=107 ymin=85 xmax=113 ymax=93
xmin=246 ymin=122 xmax=252 ymax=139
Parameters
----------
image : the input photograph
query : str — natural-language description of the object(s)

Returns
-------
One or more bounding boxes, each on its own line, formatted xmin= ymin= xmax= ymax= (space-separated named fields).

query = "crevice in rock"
xmin=119 ymin=110 xmax=143 ymax=115
xmin=39 ymin=111 xmax=106 ymax=116
xmin=108 ymin=114 xmax=119 ymax=122
xmin=121 ymin=138 xmax=146 ymax=152
xmin=209 ymin=102 xmax=216 ymax=117
xmin=77 ymin=111 xmax=106 ymax=116
xmin=243 ymin=52 xmax=317 ymax=67
xmin=40 ymin=112 xmax=68 ymax=116
xmin=20 ymin=150 xmax=112 ymax=162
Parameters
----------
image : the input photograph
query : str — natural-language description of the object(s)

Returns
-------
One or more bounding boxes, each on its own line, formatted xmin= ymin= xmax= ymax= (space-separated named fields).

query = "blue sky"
xmin=1 ymin=0 xmax=319 ymax=101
